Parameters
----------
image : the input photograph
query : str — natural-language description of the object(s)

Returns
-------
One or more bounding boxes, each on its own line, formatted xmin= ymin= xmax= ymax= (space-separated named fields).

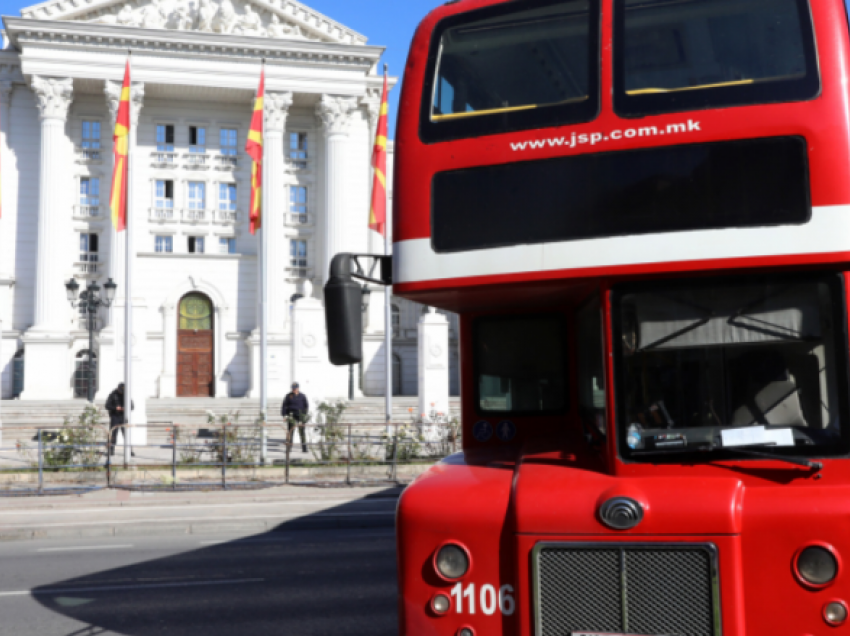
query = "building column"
xmin=20 ymin=77 xmax=74 ymax=400
xmin=97 ymin=81 xmax=145 ymax=402
xmin=247 ymin=91 xmax=294 ymax=399
xmin=0 ymin=81 xmax=12 ymax=436
xmin=316 ymin=95 xmax=358 ymax=285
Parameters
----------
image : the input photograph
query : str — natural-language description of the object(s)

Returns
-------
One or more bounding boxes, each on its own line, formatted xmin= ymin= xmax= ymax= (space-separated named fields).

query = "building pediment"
xmin=18 ymin=0 xmax=366 ymax=45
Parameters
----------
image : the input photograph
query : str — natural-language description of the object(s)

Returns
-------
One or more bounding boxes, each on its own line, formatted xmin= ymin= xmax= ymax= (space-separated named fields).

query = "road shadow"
xmin=30 ymin=488 xmax=402 ymax=636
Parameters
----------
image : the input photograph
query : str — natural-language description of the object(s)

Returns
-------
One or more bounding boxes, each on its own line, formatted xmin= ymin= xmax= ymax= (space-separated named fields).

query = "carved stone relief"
xmin=87 ymin=0 xmax=317 ymax=41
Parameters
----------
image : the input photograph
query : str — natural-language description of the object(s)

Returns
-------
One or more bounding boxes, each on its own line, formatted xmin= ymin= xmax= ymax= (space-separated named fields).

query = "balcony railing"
xmin=183 ymin=209 xmax=209 ymax=223
xmin=287 ymin=264 xmax=310 ymax=279
xmin=185 ymin=151 xmax=210 ymax=170
xmin=76 ymin=147 xmax=102 ymax=164
xmin=151 ymin=151 xmax=178 ymax=167
xmin=75 ymin=254 xmax=100 ymax=277
xmin=286 ymin=157 xmax=310 ymax=172
xmin=73 ymin=205 xmax=101 ymax=220
xmin=284 ymin=212 xmax=310 ymax=227
xmin=215 ymin=209 xmax=238 ymax=224
xmin=215 ymin=154 xmax=238 ymax=170
xmin=150 ymin=206 xmax=176 ymax=222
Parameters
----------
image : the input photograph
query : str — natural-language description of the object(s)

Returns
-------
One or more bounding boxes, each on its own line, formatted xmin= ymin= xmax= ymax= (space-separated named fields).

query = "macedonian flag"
xmin=246 ymin=68 xmax=264 ymax=235
xmin=110 ymin=60 xmax=131 ymax=232
xmin=369 ymin=71 xmax=390 ymax=236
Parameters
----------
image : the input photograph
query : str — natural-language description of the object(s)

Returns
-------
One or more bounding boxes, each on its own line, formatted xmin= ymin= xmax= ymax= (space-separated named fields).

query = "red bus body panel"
xmin=392 ymin=0 xmax=850 ymax=634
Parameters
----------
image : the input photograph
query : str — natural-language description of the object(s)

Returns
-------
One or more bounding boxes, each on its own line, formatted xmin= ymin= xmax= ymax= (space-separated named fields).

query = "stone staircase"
xmin=0 ymin=397 xmax=461 ymax=444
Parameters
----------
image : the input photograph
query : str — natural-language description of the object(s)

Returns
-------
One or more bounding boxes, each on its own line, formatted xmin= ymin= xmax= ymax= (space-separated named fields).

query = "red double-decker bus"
xmin=326 ymin=0 xmax=850 ymax=634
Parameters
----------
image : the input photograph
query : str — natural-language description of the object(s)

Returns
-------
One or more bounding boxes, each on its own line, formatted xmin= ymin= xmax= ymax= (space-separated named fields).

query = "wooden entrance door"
xmin=177 ymin=294 xmax=214 ymax=397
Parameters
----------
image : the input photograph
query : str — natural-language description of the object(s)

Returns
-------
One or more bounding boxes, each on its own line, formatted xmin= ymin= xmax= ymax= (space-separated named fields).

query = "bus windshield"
xmin=614 ymin=275 xmax=850 ymax=461
xmin=615 ymin=0 xmax=819 ymax=116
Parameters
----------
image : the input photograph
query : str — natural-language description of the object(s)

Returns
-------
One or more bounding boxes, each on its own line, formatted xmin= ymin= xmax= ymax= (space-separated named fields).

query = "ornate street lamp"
xmin=65 ymin=277 xmax=118 ymax=403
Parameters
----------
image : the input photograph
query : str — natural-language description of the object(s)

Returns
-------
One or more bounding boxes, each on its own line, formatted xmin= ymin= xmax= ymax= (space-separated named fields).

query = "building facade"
xmin=0 ymin=0 xmax=459 ymax=423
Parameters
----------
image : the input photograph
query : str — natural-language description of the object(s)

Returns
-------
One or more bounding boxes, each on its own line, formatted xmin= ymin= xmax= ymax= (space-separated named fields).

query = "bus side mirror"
xmin=325 ymin=254 xmax=364 ymax=366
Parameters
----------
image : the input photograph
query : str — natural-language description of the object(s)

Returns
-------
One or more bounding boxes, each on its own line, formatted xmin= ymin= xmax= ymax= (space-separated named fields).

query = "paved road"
xmin=0 ymin=525 xmax=398 ymax=636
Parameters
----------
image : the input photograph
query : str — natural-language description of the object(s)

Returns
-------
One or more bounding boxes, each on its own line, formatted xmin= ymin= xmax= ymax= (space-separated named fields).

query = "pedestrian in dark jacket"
xmin=282 ymin=383 xmax=309 ymax=453
xmin=105 ymin=383 xmax=135 ymax=457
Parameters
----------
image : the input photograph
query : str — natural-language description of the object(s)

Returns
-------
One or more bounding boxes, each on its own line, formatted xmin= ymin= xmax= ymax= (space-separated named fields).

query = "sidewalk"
xmin=0 ymin=484 xmax=402 ymax=542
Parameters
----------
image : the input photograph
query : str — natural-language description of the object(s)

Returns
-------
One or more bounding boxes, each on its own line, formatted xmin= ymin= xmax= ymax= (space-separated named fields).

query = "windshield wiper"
xmin=633 ymin=443 xmax=823 ymax=470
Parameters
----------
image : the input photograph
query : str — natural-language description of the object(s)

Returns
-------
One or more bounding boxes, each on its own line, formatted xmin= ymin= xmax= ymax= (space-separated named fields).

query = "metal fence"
xmin=0 ymin=419 xmax=461 ymax=497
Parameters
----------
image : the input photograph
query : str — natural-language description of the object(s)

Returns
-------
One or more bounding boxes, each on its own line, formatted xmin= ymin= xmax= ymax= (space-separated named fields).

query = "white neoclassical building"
xmin=0 ymin=0 xmax=459 ymax=426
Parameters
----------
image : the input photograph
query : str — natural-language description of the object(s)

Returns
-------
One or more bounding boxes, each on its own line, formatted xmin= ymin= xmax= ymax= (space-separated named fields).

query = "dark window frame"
xmin=420 ymin=0 xmax=602 ymax=144
xmin=613 ymin=0 xmax=821 ymax=118
xmin=610 ymin=273 xmax=850 ymax=464
xmin=473 ymin=312 xmax=570 ymax=417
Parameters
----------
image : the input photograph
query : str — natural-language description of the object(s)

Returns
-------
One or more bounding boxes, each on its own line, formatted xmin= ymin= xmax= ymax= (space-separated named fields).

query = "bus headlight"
xmin=796 ymin=545 xmax=838 ymax=586
xmin=435 ymin=543 xmax=470 ymax=580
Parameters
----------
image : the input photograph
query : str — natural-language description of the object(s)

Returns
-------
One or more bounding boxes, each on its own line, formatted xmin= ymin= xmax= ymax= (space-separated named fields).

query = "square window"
xmin=289 ymin=239 xmax=307 ymax=269
xmin=155 ymin=235 xmax=174 ymax=253
xmin=220 ymin=128 xmax=237 ymax=156
xmin=80 ymin=178 xmax=100 ymax=207
xmin=289 ymin=186 xmax=308 ymax=223
xmin=188 ymin=236 xmax=205 ymax=254
xmin=188 ymin=182 xmax=206 ymax=210
xmin=79 ymin=233 xmax=99 ymax=255
xmin=155 ymin=180 xmax=175 ymax=209
xmin=289 ymin=132 xmax=308 ymax=168
xmin=82 ymin=121 xmax=101 ymax=149
xmin=219 ymin=237 xmax=236 ymax=254
xmin=156 ymin=124 xmax=175 ymax=152
xmin=189 ymin=126 xmax=206 ymax=152
xmin=219 ymin=183 xmax=237 ymax=211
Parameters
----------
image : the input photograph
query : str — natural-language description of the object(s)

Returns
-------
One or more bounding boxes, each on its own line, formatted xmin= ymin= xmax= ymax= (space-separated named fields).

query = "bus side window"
xmin=576 ymin=297 xmax=606 ymax=438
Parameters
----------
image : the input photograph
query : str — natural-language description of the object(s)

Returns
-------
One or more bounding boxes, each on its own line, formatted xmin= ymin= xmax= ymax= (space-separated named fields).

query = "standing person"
xmin=105 ymin=382 xmax=134 ymax=457
xmin=282 ymin=382 xmax=309 ymax=453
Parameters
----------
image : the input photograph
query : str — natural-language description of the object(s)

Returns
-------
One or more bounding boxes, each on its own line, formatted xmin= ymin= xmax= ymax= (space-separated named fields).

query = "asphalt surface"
xmin=0 ymin=526 xmax=399 ymax=636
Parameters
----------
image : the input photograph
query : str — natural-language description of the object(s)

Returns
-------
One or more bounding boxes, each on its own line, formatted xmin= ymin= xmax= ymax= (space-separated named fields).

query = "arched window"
xmin=179 ymin=293 xmax=213 ymax=331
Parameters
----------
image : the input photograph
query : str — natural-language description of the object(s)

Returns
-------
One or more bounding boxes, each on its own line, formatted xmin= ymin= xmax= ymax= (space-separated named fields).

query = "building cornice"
xmin=18 ymin=0 xmax=366 ymax=45
xmin=3 ymin=18 xmax=383 ymax=70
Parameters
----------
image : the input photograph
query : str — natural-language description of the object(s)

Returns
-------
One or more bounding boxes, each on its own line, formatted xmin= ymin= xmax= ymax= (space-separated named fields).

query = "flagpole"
xmin=123 ymin=51 xmax=133 ymax=467
xmin=382 ymin=64 xmax=392 ymax=435
xmin=259 ymin=59 xmax=268 ymax=464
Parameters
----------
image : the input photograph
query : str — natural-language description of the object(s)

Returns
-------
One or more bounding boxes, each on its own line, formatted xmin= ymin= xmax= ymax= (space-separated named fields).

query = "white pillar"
xmin=20 ymin=77 xmax=74 ymax=400
xmin=265 ymin=91 xmax=292 ymax=332
xmin=0 ymin=81 xmax=12 ymax=438
xmin=316 ymin=95 xmax=358 ymax=285
xmin=247 ymin=91 xmax=294 ymax=400
xmin=418 ymin=307 xmax=450 ymax=438
xmin=98 ymin=81 xmax=145 ymax=402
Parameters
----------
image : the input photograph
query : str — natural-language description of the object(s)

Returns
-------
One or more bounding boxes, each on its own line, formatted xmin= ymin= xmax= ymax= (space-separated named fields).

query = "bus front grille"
xmin=534 ymin=543 xmax=720 ymax=636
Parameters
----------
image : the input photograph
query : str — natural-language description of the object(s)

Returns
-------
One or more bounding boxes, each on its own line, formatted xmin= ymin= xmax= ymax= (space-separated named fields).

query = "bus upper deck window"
xmin=421 ymin=0 xmax=600 ymax=143
xmin=614 ymin=0 xmax=820 ymax=117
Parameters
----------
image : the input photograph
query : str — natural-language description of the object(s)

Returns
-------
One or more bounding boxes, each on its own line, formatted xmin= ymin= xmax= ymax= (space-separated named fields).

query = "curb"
xmin=0 ymin=510 xmax=397 ymax=542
